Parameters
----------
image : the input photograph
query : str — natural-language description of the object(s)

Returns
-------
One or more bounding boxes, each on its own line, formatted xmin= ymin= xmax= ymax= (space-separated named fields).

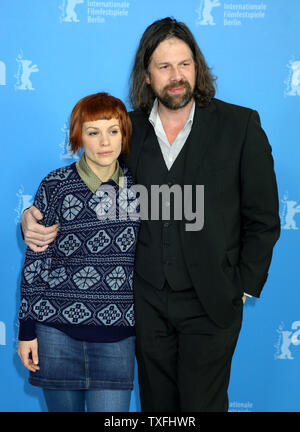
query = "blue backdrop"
xmin=0 ymin=0 xmax=299 ymax=412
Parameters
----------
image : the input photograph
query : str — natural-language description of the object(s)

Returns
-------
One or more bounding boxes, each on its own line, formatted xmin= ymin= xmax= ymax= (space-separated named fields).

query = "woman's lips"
xmin=97 ymin=151 xmax=113 ymax=156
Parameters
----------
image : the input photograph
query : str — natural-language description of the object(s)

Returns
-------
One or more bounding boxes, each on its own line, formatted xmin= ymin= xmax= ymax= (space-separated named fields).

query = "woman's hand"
xmin=21 ymin=206 xmax=58 ymax=252
xmin=18 ymin=339 xmax=40 ymax=372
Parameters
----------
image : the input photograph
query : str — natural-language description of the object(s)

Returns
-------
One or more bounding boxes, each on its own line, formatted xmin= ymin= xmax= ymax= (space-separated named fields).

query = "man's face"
xmin=145 ymin=37 xmax=196 ymax=110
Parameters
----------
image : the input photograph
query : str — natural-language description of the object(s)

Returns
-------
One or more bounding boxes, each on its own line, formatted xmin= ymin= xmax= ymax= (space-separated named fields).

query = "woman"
xmin=17 ymin=92 xmax=140 ymax=412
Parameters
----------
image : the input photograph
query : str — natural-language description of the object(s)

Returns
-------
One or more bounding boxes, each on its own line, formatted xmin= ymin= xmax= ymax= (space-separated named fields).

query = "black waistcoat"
xmin=134 ymin=126 xmax=193 ymax=291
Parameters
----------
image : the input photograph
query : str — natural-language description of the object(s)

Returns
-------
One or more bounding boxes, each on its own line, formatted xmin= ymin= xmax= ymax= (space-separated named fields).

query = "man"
xmin=21 ymin=18 xmax=280 ymax=411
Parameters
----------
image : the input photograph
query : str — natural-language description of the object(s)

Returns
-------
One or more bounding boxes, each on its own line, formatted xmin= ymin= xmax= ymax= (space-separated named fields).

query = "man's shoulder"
xmin=129 ymin=110 xmax=151 ymax=144
xmin=212 ymin=98 xmax=254 ymax=116
xmin=129 ymin=110 xmax=149 ymax=124
xmin=205 ymin=98 xmax=257 ymax=129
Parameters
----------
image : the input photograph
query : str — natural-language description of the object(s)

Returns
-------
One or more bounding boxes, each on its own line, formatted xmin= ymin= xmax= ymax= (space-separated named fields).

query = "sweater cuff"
xmin=20 ymin=207 xmax=32 ymax=240
xmin=19 ymin=320 xmax=36 ymax=341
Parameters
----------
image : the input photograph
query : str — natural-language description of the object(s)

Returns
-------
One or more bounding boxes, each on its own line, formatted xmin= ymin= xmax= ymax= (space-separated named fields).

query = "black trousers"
xmin=133 ymin=273 xmax=243 ymax=412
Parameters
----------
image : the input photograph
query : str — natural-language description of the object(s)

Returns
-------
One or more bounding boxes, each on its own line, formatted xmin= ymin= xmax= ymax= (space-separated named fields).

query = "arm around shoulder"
xmin=21 ymin=185 xmax=58 ymax=252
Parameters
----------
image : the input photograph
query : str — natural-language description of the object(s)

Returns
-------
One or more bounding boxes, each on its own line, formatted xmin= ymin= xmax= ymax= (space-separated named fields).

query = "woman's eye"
xmin=110 ymin=129 xmax=119 ymax=135
xmin=88 ymin=131 xmax=97 ymax=136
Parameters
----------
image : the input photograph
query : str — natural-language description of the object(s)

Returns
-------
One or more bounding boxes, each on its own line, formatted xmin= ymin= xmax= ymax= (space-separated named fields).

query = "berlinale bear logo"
xmin=281 ymin=192 xmax=300 ymax=230
xmin=14 ymin=51 xmax=39 ymax=91
xmin=284 ymin=59 xmax=300 ymax=96
xmin=15 ymin=186 xmax=33 ymax=224
xmin=59 ymin=0 xmax=84 ymax=23
xmin=275 ymin=321 xmax=300 ymax=360
xmin=196 ymin=0 xmax=221 ymax=26
xmin=0 ymin=61 xmax=6 ymax=86
xmin=0 ymin=322 xmax=5 ymax=346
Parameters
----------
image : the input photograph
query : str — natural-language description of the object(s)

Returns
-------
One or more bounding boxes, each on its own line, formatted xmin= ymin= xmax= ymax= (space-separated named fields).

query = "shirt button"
xmin=164 ymin=222 xmax=170 ymax=228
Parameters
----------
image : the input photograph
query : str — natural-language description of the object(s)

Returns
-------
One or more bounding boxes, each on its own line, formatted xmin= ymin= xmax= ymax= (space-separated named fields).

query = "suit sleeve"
xmin=239 ymin=110 xmax=280 ymax=297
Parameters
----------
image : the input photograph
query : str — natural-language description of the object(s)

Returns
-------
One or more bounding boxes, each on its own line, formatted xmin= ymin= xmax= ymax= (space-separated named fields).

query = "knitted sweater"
xmin=18 ymin=161 xmax=140 ymax=342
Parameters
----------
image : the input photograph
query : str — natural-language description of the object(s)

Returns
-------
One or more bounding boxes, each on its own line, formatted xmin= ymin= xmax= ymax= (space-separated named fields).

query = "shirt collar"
xmin=149 ymin=98 xmax=195 ymax=129
xmin=76 ymin=153 xmax=124 ymax=194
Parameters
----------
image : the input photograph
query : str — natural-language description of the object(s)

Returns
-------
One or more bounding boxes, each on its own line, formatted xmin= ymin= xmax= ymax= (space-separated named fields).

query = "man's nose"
xmin=170 ymin=66 xmax=182 ymax=82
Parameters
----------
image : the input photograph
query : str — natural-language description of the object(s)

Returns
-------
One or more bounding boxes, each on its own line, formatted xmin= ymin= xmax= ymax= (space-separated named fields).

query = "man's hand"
xmin=21 ymin=206 xmax=58 ymax=252
xmin=18 ymin=339 xmax=40 ymax=372
xmin=242 ymin=295 xmax=246 ymax=304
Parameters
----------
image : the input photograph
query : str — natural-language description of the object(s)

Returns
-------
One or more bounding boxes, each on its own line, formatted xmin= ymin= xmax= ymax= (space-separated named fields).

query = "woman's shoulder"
xmin=41 ymin=162 xmax=77 ymax=184
xmin=44 ymin=162 xmax=76 ymax=181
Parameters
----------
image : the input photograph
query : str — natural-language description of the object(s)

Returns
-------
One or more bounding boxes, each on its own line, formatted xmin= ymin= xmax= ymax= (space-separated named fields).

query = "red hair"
xmin=69 ymin=92 xmax=132 ymax=154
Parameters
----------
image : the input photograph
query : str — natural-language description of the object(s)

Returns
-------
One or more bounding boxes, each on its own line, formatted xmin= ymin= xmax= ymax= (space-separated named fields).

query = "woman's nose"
xmin=99 ymin=134 xmax=110 ymax=146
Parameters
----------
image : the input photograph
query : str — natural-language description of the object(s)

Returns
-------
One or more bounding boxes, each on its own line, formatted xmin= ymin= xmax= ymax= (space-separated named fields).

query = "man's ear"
xmin=145 ymin=71 xmax=150 ymax=85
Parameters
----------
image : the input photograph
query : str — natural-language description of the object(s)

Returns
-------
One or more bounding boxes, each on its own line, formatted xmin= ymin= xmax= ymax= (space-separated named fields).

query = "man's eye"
xmin=159 ymin=65 xmax=168 ymax=69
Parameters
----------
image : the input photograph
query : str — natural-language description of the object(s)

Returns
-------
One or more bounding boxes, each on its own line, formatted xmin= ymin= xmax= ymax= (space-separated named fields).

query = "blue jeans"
xmin=43 ymin=389 xmax=132 ymax=412
xmin=30 ymin=324 xmax=135 ymax=391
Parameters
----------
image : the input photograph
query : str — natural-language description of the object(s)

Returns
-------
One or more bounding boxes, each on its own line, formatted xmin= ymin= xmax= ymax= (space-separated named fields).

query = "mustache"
xmin=164 ymin=80 xmax=190 ymax=92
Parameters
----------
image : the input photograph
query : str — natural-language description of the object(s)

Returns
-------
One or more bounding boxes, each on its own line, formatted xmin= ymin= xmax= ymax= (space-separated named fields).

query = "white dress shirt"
xmin=148 ymin=98 xmax=195 ymax=169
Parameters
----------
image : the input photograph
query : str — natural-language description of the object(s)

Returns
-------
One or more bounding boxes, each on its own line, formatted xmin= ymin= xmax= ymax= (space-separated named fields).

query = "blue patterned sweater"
xmin=18 ymin=162 xmax=140 ymax=342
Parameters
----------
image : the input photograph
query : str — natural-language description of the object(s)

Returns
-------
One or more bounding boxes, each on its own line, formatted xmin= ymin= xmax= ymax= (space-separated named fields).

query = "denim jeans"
xmin=30 ymin=324 xmax=135 ymax=391
xmin=43 ymin=388 xmax=132 ymax=412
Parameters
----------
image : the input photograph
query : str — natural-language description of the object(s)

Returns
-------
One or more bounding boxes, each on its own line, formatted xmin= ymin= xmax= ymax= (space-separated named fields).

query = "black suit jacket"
xmin=121 ymin=98 xmax=280 ymax=327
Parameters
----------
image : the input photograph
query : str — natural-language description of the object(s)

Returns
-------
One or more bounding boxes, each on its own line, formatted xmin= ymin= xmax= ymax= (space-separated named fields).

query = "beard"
xmin=155 ymin=80 xmax=194 ymax=110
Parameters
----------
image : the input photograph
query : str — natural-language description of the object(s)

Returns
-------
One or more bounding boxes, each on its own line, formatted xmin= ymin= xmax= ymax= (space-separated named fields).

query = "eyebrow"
xmin=84 ymin=124 xmax=120 ymax=130
xmin=156 ymin=58 xmax=193 ymax=66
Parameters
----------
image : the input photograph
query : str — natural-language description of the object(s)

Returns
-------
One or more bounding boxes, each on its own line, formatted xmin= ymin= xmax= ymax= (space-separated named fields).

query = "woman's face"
xmin=81 ymin=117 xmax=122 ymax=173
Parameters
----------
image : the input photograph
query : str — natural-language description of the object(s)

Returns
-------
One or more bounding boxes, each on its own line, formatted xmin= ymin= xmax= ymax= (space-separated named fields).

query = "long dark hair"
xmin=129 ymin=17 xmax=216 ymax=113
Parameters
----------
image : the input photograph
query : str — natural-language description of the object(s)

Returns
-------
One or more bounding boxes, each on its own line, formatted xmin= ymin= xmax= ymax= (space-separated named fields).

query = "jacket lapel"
xmin=183 ymin=100 xmax=217 ymax=185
